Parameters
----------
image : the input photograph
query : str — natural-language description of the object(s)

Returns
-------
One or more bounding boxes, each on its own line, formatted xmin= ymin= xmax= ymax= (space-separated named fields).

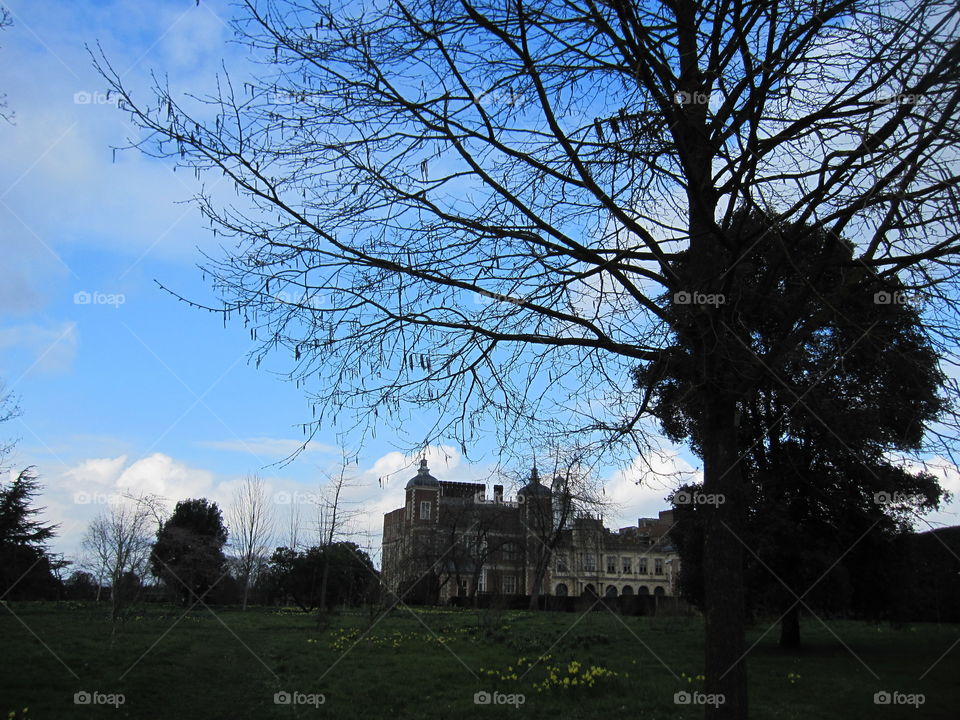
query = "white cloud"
xmin=0 ymin=2 xmax=237 ymax=273
xmin=40 ymin=452 xmax=226 ymax=561
xmin=61 ymin=454 xmax=128 ymax=490
xmin=115 ymin=452 xmax=217 ymax=501
xmin=600 ymin=449 xmax=699 ymax=529
xmin=908 ymin=456 xmax=960 ymax=531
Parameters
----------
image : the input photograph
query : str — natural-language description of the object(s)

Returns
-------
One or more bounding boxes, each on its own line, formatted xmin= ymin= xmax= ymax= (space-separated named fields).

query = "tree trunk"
xmin=701 ymin=391 xmax=748 ymax=719
xmin=241 ymin=569 xmax=250 ymax=611
xmin=779 ymin=604 xmax=801 ymax=649
xmin=528 ymin=555 xmax=546 ymax=610
xmin=319 ymin=547 xmax=330 ymax=614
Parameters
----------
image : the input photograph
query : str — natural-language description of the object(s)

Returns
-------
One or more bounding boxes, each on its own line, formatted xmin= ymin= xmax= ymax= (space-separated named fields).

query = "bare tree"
xmin=314 ymin=462 xmax=360 ymax=613
xmin=0 ymin=8 xmax=12 ymax=124
xmin=228 ymin=474 xmax=274 ymax=610
xmin=82 ymin=497 xmax=154 ymax=628
xmin=0 ymin=381 xmax=22 ymax=469
xmin=284 ymin=498 xmax=303 ymax=553
xmin=518 ymin=459 xmax=610 ymax=609
xmin=431 ymin=490 xmax=504 ymax=602
xmin=97 ymin=1 xmax=960 ymax=715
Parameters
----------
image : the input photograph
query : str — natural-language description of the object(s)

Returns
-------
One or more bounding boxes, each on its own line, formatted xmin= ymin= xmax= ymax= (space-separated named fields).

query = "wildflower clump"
xmin=532 ymin=659 xmax=622 ymax=692
xmin=327 ymin=628 xmax=453 ymax=652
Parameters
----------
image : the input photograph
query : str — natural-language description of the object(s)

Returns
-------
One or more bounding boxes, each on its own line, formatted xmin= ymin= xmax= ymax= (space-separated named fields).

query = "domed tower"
xmin=518 ymin=464 xmax=554 ymax=598
xmin=405 ymin=458 xmax=440 ymax=525
xmin=518 ymin=465 xmax=553 ymax=528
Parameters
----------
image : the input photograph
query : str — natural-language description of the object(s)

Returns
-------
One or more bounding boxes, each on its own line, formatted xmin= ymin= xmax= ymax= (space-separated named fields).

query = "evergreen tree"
xmin=151 ymin=498 xmax=228 ymax=605
xmin=0 ymin=468 xmax=59 ymax=600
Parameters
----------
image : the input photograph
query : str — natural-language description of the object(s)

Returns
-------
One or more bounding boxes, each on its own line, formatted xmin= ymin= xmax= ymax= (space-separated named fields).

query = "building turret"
xmin=405 ymin=458 xmax=439 ymax=489
xmin=405 ymin=458 xmax=439 ymax=525
xmin=518 ymin=465 xmax=553 ymax=530
xmin=517 ymin=465 xmax=552 ymax=500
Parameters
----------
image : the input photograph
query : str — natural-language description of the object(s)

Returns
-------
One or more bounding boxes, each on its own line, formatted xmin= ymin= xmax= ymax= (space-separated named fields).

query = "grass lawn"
xmin=1 ymin=602 xmax=956 ymax=718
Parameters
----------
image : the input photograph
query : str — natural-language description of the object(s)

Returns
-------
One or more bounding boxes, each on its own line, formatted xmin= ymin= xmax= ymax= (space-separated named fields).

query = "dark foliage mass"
xmin=656 ymin=213 xmax=949 ymax=646
xmin=0 ymin=468 xmax=60 ymax=601
xmin=266 ymin=542 xmax=378 ymax=611
xmin=151 ymin=498 xmax=229 ymax=605
xmin=95 ymin=0 xmax=960 ymax=714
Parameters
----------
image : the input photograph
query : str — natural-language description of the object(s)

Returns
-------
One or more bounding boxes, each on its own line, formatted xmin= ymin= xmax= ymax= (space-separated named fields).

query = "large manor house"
xmin=382 ymin=459 xmax=680 ymax=603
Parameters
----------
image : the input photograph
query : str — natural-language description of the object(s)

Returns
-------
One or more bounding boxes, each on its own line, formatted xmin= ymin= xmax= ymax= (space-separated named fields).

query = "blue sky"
xmin=1 ymin=0 xmax=956 ymax=566
xmin=0 ymin=0 xmax=690 ymax=564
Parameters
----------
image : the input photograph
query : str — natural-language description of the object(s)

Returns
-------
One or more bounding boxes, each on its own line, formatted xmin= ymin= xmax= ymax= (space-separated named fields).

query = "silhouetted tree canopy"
xmin=152 ymin=498 xmax=228 ymax=605
xmin=267 ymin=542 xmax=377 ymax=611
xmin=0 ymin=468 xmax=59 ymax=600
xmin=96 ymin=1 xmax=960 ymax=715
xmin=656 ymin=211 xmax=950 ymax=647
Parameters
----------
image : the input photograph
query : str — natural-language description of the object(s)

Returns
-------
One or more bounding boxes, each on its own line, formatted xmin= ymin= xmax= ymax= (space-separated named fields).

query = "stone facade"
xmin=381 ymin=460 xmax=680 ymax=603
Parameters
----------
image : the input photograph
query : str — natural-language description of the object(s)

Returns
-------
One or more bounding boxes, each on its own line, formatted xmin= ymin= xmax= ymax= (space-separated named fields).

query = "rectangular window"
xmin=655 ymin=558 xmax=664 ymax=575
xmin=606 ymin=556 xmax=617 ymax=574
xmin=622 ymin=557 xmax=632 ymax=574
xmin=638 ymin=557 xmax=648 ymax=575
xmin=503 ymin=542 xmax=516 ymax=561
xmin=478 ymin=570 xmax=487 ymax=593
xmin=584 ymin=553 xmax=596 ymax=572
xmin=419 ymin=500 xmax=431 ymax=520
xmin=502 ymin=575 xmax=516 ymax=594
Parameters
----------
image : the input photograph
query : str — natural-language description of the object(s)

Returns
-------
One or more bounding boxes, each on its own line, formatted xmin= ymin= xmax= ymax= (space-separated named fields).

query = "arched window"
xmin=555 ymin=583 xmax=569 ymax=597
xmin=583 ymin=583 xmax=597 ymax=597
xmin=605 ymin=585 xmax=618 ymax=598
xmin=654 ymin=586 xmax=666 ymax=597
xmin=638 ymin=586 xmax=649 ymax=595
xmin=622 ymin=585 xmax=634 ymax=596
